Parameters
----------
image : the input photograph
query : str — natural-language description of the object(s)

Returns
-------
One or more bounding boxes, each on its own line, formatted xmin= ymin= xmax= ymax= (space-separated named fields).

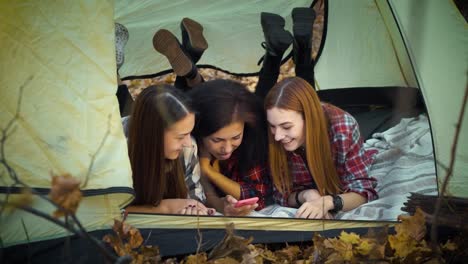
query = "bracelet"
xmin=295 ymin=191 xmax=303 ymax=207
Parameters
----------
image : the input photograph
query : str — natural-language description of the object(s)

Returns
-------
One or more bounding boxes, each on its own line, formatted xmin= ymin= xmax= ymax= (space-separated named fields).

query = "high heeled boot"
xmin=153 ymin=29 xmax=203 ymax=92
xmin=255 ymin=12 xmax=293 ymax=99
xmin=173 ymin=18 xmax=208 ymax=91
xmin=292 ymin=7 xmax=316 ymax=88
xmin=180 ymin=17 xmax=208 ymax=64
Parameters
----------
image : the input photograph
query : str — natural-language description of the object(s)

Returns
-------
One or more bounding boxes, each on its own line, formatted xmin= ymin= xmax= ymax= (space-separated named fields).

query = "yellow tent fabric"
xmin=0 ymin=1 xmax=133 ymax=246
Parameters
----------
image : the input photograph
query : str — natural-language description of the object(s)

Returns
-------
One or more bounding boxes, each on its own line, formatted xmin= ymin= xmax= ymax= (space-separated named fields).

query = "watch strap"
xmin=330 ymin=194 xmax=343 ymax=213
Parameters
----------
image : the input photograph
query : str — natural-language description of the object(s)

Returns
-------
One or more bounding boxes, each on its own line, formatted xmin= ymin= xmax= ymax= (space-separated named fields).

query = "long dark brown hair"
xmin=128 ymin=85 xmax=192 ymax=205
xmin=188 ymin=79 xmax=268 ymax=175
xmin=264 ymin=77 xmax=341 ymax=195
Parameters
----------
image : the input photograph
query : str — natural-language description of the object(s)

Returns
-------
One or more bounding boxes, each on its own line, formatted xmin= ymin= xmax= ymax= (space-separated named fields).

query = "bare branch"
xmin=0 ymin=77 xmax=33 ymax=214
xmin=196 ymin=211 xmax=203 ymax=255
xmin=3 ymin=76 xmax=33 ymax=134
xmin=1 ymin=200 xmax=80 ymax=234
xmin=435 ymin=160 xmax=449 ymax=173
xmin=81 ymin=114 xmax=112 ymax=188
xmin=143 ymin=230 xmax=152 ymax=246
xmin=431 ymin=83 xmax=468 ymax=246
xmin=21 ymin=218 xmax=32 ymax=263
xmin=0 ymin=236 xmax=4 ymax=262
xmin=0 ymin=78 xmax=118 ymax=261
xmin=20 ymin=218 xmax=31 ymax=243
xmin=1 ymin=200 xmax=117 ymax=262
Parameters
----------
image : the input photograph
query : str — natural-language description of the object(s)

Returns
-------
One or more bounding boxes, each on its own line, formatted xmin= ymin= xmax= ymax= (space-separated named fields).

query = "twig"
xmin=196 ymin=202 xmax=203 ymax=255
xmin=2 ymin=184 xmax=88 ymax=233
xmin=0 ymin=236 xmax=4 ymax=263
xmin=0 ymin=78 xmax=117 ymax=262
xmin=0 ymin=76 xmax=33 ymax=184
xmin=81 ymin=114 xmax=112 ymax=188
xmin=322 ymin=188 xmax=326 ymax=230
xmin=0 ymin=77 xmax=33 ymax=214
xmin=0 ymin=200 xmax=80 ymax=235
xmin=431 ymin=84 xmax=468 ymax=246
xmin=63 ymin=215 xmax=71 ymax=263
xmin=435 ymin=160 xmax=449 ymax=174
xmin=20 ymin=218 xmax=32 ymax=264
xmin=143 ymin=230 xmax=152 ymax=246
xmin=0 ymin=184 xmax=96 ymax=247
xmin=115 ymin=255 xmax=133 ymax=264
xmin=4 ymin=201 xmax=117 ymax=262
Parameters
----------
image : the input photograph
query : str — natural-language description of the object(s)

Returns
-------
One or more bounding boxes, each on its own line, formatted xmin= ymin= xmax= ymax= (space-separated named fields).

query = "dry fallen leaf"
xmin=339 ymin=231 xmax=360 ymax=245
xmin=388 ymin=230 xmax=418 ymax=258
xmin=183 ymin=252 xmax=207 ymax=264
xmin=49 ymin=173 xmax=82 ymax=217
xmin=396 ymin=207 xmax=426 ymax=241
xmin=111 ymin=218 xmax=143 ymax=249
xmin=324 ymin=238 xmax=354 ymax=261
xmin=356 ymin=237 xmax=386 ymax=260
xmin=241 ymin=245 xmax=259 ymax=264
xmin=103 ymin=218 xmax=151 ymax=263
xmin=208 ymin=223 xmax=253 ymax=261
xmin=275 ymin=245 xmax=301 ymax=263
xmin=103 ymin=233 xmax=128 ymax=256
xmin=441 ymin=240 xmax=457 ymax=251
xmin=389 ymin=208 xmax=430 ymax=259
xmin=212 ymin=257 xmax=240 ymax=264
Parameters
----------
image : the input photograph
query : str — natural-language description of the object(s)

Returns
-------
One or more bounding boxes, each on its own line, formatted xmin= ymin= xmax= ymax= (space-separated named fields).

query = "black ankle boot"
xmin=255 ymin=13 xmax=293 ymax=99
xmin=180 ymin=17 xmax=208 ymax=64
xmin=292 ymin=7 xmax=316 ymax=88
xmin=292 ymin=7 xmax=316 ymax=65
xmin=260 ymin=12 xmax=293 ymax=57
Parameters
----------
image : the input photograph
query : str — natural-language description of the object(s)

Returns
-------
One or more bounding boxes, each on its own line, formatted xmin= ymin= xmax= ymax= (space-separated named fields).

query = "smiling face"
xmin=202 ymin=121 xmax=245 ymax=160
xmin=266 ymin=107 xmax=305 ymax=152
xmin=163 ymin=113 xmax=195 ymax=160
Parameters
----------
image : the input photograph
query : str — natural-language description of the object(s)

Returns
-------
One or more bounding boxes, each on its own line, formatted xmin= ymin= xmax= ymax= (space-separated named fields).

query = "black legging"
xmin=254 ymin=54 xmax=315 ymax=101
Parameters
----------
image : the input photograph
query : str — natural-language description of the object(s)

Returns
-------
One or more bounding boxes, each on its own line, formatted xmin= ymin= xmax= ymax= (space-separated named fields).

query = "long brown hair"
xmin=128 ymin=85 xmax=191 ymax=205
xmin=264 ymin=77 xmax=341 ymax=195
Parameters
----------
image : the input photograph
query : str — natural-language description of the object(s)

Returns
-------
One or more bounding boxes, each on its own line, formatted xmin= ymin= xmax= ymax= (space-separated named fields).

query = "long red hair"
xmin=264 ymin=77 xmax=341 ymax=195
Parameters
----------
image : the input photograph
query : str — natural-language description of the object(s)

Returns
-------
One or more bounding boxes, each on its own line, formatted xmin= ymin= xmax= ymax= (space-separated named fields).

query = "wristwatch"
xmin=330 ymin=194 xmax=343 ymax=213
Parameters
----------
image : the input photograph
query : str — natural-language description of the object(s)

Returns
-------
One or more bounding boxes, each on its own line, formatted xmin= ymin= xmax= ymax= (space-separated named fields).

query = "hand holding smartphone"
xmin=234 ymin=197 xmax=259 ymax=208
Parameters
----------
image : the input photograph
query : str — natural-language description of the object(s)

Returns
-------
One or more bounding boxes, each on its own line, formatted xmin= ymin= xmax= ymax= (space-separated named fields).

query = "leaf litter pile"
xmin=103 ymin=208 xmax=467 ymax=263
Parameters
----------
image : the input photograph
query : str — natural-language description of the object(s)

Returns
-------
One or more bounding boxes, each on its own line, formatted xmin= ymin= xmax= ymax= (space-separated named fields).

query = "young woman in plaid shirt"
xmin=189 ymin=80 xmax=273 ymax=216
xmin=264 ymin=77 xmax=378 ymax=219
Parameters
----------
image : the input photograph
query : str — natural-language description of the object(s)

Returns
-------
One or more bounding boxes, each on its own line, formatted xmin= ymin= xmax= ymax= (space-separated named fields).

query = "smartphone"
xmin=234 ymin=197 xmax=259 ymax=208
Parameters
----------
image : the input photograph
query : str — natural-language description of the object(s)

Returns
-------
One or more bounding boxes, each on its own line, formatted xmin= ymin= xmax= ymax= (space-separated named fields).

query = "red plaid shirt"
xmin=273 ymin=103 xmax=378 ymax=206
xmin=220 ymin=153 xmax=272 ymax=210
